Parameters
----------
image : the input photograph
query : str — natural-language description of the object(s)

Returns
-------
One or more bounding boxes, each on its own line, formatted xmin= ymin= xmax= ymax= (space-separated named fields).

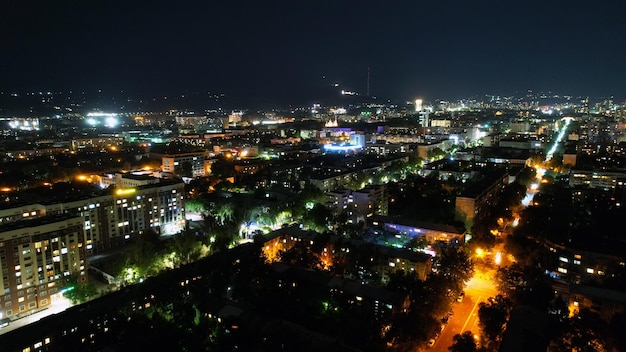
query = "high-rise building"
xmin=0 ymin=180 xmax=186 ymax=254
xmin=415 ymin=99 xmax=423 ymax=112
xmin=0 ymin=214 xmax=86 ymax=320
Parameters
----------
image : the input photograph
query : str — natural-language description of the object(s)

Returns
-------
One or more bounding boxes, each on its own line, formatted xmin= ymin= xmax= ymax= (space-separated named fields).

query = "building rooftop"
xmin=0 ymin=213 xmax=81 ymax=233
xmin=457 ymin=168 xmax=509 ymax=198
xmin=370 ymin=215 xmax=466 ymax=236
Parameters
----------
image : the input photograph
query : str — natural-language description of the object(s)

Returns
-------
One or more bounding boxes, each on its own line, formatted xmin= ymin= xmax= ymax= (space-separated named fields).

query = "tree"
xmin=386 ymin=270 xmax=424 ymax=294
xmin=125 ymin=233 xmax=157 ymax=279
xmin=278 ymin=241 xmax=322 ymax=270
xmin=62 ymin=274 xmax=98 ymax=304
xmin=503 ymin=231 xmax=540 ymax=267
xmin=477 ymin=295 xmax=512 ymax=348
xmin=515 ymin=166 xmax=536 ymax=188
xmin=185 ymin=198 xmax=209 ymax=214
xmin=206 ymin=201 xmax=235 ymax=226
xmin=496 ymin=263 xmax=554 ymax=309
xmin=437 ymin=246 xmax=475 ymax=291
xmin=302 ymin=203 xmax=333 ymax=232
xmin=495 ymin=263 xmax=525 ymax=298
xmin=449 ymin=331 xmax=479 ymax=352
xmin=170 ymin=230 xmax=204 ymax=267
xmin=469 ymin=219 xmax=497 ymax=249
xmin=427 ymin=147 xmax=447 ymax=161
xmin=549 ymin=308 xmax=608 ymax=352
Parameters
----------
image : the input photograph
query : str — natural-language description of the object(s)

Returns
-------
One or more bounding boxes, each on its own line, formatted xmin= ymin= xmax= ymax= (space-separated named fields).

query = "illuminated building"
xmin=569 ymin=169 xmax=626 ymax=191
xmin=0 ymin=214 xmax=86 ymax=321
xmin=415 ymin=99 xmax=423 ymax=112
xmin=70 ymin=136 xmax=124 ymax=151
xmin=233 ymin=159 xmax=264 ymax=176
xmin=429 ymin=119 xmax=451 ymax=128
xmin=418 ymin=110 xmax=430 ymax=127
xmin=47 ymin=180 xmax=185 ymax=252
xmin=174 ymin=115 xmax=208 ymax=128
xmin=324 ymin=116 xmax=338 ymax=127
xmin=416 ymin=139 xmax=455 ymax=160
xmin=545 ymin=238 xmax=626 ymax=286
xmin=419 ymin=159 xmax=480 ymax=182
xmin=366 ymin=142 xmax=408 ymax=156
xmin=0 ymin=180 xmax=185 ymax=254
xmin=310 ymin=171 xmax=359 ymax=192
xmin=98 ymin=172 xmax=160 ymax=189
xmin=369 ymin=216 xmax=466 ymax=246
xmin=161 ymin=152 xmax=209 ymax=178
xmin=262 ymin=226 xmax=432 ymax=281
xmin=0 ymin=117 xmax=40 ymax=132
xmin=326 ymin=186 xmax=388 ymax=224
xmin=223 ymin=111 xmax=243 ymax=129
xmin=322 ymin=143 xmax=363 ymax=154
xmin=0 ymin=204 xmax=47 ymax=224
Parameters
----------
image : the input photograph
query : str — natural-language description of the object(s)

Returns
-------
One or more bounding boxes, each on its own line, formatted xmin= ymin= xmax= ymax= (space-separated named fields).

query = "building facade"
xmin=161 ymin=152 xmax=209 ymax=178
xmin=0 ymin=181 xmax=185 ymax=254
xmin=455 ymin=170 xmax=509 ymax=232
xmin=0 ymin=215 xmax=86 ymax=321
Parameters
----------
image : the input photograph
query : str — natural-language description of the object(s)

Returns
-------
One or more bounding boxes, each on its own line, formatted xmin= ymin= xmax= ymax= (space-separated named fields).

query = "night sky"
xmin=2 ymin=1 xmax=626 ymax=107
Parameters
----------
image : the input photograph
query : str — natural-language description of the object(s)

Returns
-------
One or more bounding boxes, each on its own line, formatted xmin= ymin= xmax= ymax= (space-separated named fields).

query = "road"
xmin=429 ymin=266 xmax=499 ymax=351
xmin=429 ymin=117 xmax=571 ymax=351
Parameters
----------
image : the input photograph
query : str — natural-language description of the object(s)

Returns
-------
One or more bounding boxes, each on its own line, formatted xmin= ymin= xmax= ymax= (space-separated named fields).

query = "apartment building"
xmin=0 ymin=180 xmax=185 ymax=254
xmin=161 ymin=152 xmax=210 ymax=178
xmin=0 ymin=214 xmax=86 ymax=320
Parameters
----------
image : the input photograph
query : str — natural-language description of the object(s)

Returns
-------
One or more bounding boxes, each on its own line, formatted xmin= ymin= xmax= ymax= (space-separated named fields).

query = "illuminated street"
xmin=428 ymin=119 xmax=572 ymax=351
xmin=429 ymin=265 xmax=499 ymax=351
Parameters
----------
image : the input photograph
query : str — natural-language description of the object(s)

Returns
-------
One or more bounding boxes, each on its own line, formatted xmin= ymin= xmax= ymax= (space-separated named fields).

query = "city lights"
xmin=116 ymin=188 xmax=136 ymax=196
xmin=85 ymin=112 xmax=120 ymax=128
xmin=323 ymin=143 xmax=362 ymax=152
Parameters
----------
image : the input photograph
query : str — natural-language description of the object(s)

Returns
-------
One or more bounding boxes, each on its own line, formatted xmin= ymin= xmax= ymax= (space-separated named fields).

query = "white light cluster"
xmin=85 ymin=112 xmax=119 ymax=128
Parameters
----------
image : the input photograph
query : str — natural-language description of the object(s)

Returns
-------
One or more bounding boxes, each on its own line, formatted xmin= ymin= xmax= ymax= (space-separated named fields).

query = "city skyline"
xmin=2 ymin=1 xmax=626 ymax=108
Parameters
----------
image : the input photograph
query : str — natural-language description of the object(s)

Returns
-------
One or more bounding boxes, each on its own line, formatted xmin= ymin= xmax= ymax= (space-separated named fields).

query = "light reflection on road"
xmin=429 ymin=266 xmax=498 ymax=352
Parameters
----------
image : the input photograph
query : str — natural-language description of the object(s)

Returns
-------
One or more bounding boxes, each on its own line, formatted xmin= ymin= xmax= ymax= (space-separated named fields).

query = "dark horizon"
xmin=2 ymin=1 xmax=626 ymax=109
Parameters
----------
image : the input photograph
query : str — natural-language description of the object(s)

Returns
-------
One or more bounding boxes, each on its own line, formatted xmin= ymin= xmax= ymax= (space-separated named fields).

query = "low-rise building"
xmin=70 ymin=136 xmax=124 ymax=151
xmin=161 ymin=152 xmax=210 ymax=178
xmin=569 ymin=169 xmax=626 ymax=191
xmin=369 ymin=216 xmax=466 ymax=246
xmin=544 ymin=238 xmax=626 ymax=287
xmin=262 ymin=226 xmax=432 ymax=281
xmin=310 ymin=171 xmax=358 ymax=192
